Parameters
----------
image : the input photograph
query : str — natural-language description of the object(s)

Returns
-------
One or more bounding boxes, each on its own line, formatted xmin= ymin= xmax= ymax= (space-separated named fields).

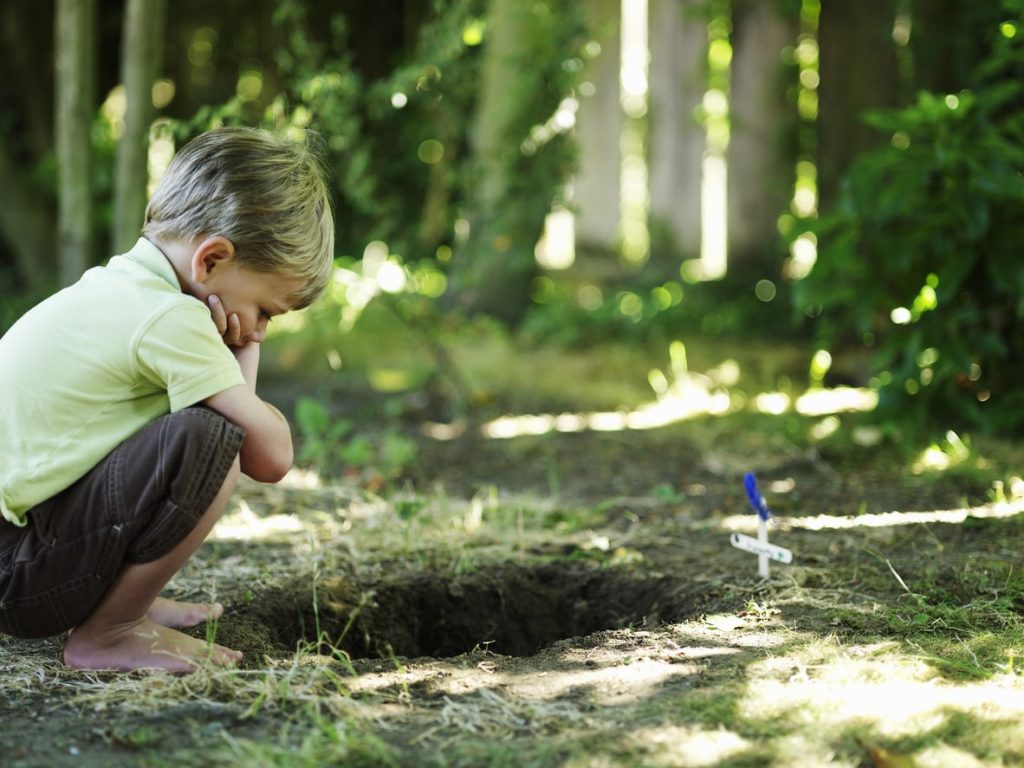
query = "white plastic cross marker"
xmin=730 ymin=473 xmax=793 ymax=578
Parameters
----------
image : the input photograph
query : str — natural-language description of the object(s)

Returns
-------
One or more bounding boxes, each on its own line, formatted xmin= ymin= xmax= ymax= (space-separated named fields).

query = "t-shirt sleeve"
xmin=135 ymin=302 xmax=246 ymax=412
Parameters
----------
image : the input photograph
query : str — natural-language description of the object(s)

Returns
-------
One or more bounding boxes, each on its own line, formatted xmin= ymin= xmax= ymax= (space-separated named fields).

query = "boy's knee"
xmin=159 ymin=407 xmax=244 ymax=499
xmin=123 ymin=409 xmax=243 ymax=563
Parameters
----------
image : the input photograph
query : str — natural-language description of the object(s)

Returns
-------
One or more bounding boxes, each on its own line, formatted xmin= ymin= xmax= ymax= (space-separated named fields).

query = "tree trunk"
xmin=55 ymin=0 xmax=96 ymax=286
xmin=727 ymin=0 xmax=797 ymax=264
xmin=648 ymin=0 xmax=706 ymax=262
xmin=113 ymin=0 xmax=167 ymax=255
xmin=454 ymin=0 xmax=575 ymax=323
xmin=909 ymin=0 xmax=1002 ymax=94
xmin=574 ymin=0 xmax=622 ymax=254
xmin=0 ymin=144 xmax=55 ymax=293
xmin=1 ymin=3 xmax=54 ymax=158
xmin=455 ymin=0 xmax=532 ymax=322
xmin=816 ymin=0 xmax=900 ymax=213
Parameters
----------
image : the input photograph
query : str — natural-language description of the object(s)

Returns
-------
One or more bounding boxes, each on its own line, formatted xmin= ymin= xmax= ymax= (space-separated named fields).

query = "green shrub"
xmin=294 ymin=396 xmax=418 ymax=480
xmin=795 ymin=5 xmax=1024 ymax=436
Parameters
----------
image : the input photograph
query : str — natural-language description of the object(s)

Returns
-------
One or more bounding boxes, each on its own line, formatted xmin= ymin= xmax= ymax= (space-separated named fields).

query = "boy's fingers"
xmin=208 ymin=295 xmax=228 ymax=335
xmin=227 ymin=313 xmax=241 ymax=345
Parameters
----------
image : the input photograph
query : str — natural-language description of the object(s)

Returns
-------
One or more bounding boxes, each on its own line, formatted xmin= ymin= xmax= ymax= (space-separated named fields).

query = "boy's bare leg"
xmin=63 ymin=459 xmax=243 ymax=673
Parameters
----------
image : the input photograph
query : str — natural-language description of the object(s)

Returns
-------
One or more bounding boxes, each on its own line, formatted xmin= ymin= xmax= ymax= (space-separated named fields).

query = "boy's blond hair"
xmin=143 ymin=127 xmax=335 ymax=309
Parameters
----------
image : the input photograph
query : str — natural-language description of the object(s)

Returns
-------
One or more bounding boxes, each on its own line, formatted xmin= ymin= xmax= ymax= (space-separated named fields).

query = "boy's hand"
xmin=207 ymin=294 xmax=242 ymax=346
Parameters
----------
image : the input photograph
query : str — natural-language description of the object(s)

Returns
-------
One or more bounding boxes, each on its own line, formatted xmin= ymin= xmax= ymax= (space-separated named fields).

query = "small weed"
xmin=653 ymin=482 xmax=686 ymax=504
xmin=217 ymin=708 xmax=399 ymax=768
xmin=110 ymin=725 xmax=158 ymax=749
xmin=294 ymin=396 xmax=418 ymax=480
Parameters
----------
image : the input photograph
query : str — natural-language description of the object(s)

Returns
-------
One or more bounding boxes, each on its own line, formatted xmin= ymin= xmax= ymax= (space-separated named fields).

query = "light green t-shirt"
xmin=0 ymin=238 xmax=245 ymax=525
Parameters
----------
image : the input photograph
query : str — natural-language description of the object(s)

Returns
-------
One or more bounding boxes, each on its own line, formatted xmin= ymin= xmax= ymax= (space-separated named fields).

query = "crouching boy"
xmin=0 ymin=127 xmax=334 ymax=672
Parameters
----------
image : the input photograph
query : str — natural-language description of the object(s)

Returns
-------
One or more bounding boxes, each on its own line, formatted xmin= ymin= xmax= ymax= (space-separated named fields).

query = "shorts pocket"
xmin=0 ymin=576 xmax=102 ymax=639
xmin=127 ymin=499 xmax=199 ymax=564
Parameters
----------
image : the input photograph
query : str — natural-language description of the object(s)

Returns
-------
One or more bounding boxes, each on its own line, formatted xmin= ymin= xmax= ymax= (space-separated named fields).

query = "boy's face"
xmin=198 ymin=261 xmax=302 ymax=346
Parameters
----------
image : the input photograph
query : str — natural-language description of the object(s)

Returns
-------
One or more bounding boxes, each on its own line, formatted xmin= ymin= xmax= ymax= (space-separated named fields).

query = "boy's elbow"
xmin=242 ymin=442 xmax=293 ymax=483
xmin=263 ymin=448 xmax=294 ymax=483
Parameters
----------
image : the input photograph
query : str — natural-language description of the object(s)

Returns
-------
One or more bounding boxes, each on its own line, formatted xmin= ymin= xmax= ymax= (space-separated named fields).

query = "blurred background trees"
xmin=0 ymin=0 xmax=1021 ymax=437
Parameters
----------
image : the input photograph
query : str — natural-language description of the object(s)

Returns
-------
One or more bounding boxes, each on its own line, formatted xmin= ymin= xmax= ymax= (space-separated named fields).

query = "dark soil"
xmin=1 ymin=387 xmax=1018 ymax=768
xmin=255 ymin=561 xmax=714 ymax=659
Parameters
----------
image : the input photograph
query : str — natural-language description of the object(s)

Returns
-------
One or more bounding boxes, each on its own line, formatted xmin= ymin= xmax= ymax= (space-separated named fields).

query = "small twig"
xmin=885 ymin=558 xmax=913 ymax=594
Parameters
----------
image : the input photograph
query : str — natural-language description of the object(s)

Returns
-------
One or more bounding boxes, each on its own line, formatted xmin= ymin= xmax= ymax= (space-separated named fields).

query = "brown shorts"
xmin=0 ymin=407 xmax=244 ymax=639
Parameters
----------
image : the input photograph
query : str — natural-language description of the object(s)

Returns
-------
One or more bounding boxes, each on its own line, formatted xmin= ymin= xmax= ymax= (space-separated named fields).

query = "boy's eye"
xmin=260 ymin=309 xmax=273 ymax=321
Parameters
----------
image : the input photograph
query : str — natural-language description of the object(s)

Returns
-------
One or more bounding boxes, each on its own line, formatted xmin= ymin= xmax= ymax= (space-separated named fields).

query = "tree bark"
xmin=816 ymin=0 xmax=901 ymax=213
xmin=454 ymin=0 xmax=553 ymax=323
xmin=727 ymin=1 xmax=797 ymax=264
xmin=0 ymin=144 xmax=55 ymax=293
xmin=574 ymin=0 xmax=622 ymax=253
xmin=113 ymin=0 xmax=168 ymax=254
xmin=1 ymin=3 xmax=54 ymax=158
xmin=909 ymin=0 xmax=1001 ymax=94
xmin=55 ymin=0 xmax=96 ymax=286
xmin=648 ymin=0 xmax=706 ymax=261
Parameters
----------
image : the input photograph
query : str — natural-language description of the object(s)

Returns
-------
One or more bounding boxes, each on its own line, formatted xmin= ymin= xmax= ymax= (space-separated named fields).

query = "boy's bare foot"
xmin=63 ymin=618 xmax=243 ymax=673
xmin=146 ymin=596 xmax=224 ymax=628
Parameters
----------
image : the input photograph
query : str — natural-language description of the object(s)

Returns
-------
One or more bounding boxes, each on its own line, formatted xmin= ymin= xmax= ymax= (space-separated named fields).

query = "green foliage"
xmin=294 ymin=396 xmax=354 ymax=465
xmin=217 ymin=708 xmax=399 ymax=768
xmin=795 ymin=4 xmax=1024 ymax=436
xmin=521 ymin=267 xmax=797 ymax=349
xmin=884 ymin=558 xmax=1024 ymax=679
xmin=294 ymin=396 xmax=418 ymax=480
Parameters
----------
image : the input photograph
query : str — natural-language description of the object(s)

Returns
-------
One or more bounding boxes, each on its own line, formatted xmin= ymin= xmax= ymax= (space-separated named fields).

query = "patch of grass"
xmin=426 ymin=738 xmax=569 ymax=768
xmin=200 ymin=708 xmax=398 ymax=768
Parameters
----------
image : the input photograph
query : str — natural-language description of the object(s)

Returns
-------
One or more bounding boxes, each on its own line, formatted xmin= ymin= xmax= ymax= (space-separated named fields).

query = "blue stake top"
xmin=744 ymin=472 xmax=771 ymax=521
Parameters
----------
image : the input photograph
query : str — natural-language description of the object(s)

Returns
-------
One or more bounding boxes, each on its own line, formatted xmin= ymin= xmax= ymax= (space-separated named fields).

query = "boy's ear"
xmin=190 ymin=236 xmax=236 ymax=284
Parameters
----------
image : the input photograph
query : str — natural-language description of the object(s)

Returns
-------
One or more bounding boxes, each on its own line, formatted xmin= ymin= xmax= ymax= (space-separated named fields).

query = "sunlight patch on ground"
xmin=481 ymin=392 xmax=732 ymax=439
xmin=346 ymin=662 xmax=488 ymax=698
xmin=213 ymin=499 xmax=305 ymax=540
xmin=624 ymin=725 xmax=750 ymax=767
xmin=453 ymin=387 xmax=878 ymax=441
xmin=916 ymin=744 xmax=992 ymax=768
xmin=721 ymin=498 xmax=1024 ymax=533
xmin=794 ymin=387 xmax=877 ymax=415
xmin=754 ymin=387 xmax=878 ymax=416
xmin=507 ymin=658 xmax=697 ymax=706
xmin=671 ymin=621 xmax=795 ymax=651
xmin=742 ymin=641 xmax=1024 ymax=741
xmin=412 ymin=687 xmax=587 ymax=747
xmin=279 ymin=466 xmax=323 ymax=489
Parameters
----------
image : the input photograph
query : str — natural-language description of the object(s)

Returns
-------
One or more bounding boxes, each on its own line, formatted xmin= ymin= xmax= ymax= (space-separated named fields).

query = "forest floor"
xmin=2 ymin=327 xmax=1023 ymax=767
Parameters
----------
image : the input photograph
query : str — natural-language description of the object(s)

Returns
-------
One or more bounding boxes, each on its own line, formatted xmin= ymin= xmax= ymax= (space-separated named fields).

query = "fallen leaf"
xmin=859 ymin=738 xmax=917 ymax=768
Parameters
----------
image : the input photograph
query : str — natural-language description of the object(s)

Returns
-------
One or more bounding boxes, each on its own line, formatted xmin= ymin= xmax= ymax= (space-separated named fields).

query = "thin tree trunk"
xmin=55 ymin=0 xmax=96 ymax=286
xmin=454 ymin=0 xmax=578 ymax=323
xmin=648 ymin=0 xmax=705 ymax=260
xmin=0 ymin=144 xmax=55 ymax=292
xmin=113 ymin=0 xmax=167 ymax=254
xmin=727 ymin=1 xmax=797 ymax=263
xmin=575 ymin=0 xmax=622 ymax=253
xmin=817 ymin=0 xmax=900 ymax=213
xmin=1 ymin=3 xmax=53 ymax=158
xmin=456 ymin=0 xmax=534 ymax=322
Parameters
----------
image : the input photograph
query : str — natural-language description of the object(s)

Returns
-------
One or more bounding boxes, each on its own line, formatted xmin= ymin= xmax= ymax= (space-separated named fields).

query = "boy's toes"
xmin=147 ymin=596 xmax=224 ymax=628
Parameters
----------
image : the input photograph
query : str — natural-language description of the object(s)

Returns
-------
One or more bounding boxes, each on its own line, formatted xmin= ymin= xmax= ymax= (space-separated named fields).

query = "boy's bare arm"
xmin=205 ymin=343 xmax=293 ymax=482
xmin=200 ymin=291 xmax=294 ymax=481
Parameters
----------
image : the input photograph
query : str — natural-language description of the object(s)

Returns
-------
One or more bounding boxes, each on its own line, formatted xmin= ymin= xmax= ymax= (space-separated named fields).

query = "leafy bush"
xmin=795 ymin=5 xmax=1024 ymax=436
xmin=294 ymin=396 xmax=418 ymax=480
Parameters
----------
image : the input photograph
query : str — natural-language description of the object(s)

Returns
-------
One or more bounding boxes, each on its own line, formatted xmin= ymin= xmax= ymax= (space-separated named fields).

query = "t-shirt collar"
xmin=124 ymin=237 xmax=182 ymax=291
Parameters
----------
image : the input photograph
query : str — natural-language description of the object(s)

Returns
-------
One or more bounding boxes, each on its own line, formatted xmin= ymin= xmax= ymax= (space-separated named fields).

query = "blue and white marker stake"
xmin=730 ymin=472 xmax=792 ymax=578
